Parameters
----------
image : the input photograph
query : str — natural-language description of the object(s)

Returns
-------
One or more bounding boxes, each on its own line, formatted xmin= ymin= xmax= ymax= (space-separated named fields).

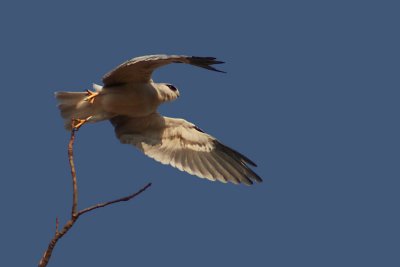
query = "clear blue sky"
xmin=0 ymin=1 xmax=399 ymax=266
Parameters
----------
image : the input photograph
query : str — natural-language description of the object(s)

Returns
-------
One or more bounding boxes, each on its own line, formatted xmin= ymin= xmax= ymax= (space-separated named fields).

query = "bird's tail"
xmin=55 ymin=84 xmax=104 ymax=130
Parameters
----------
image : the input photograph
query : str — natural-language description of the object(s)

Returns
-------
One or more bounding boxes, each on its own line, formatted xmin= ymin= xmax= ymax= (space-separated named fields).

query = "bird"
xmin=55 ymin=54 xmax=262 ymax=185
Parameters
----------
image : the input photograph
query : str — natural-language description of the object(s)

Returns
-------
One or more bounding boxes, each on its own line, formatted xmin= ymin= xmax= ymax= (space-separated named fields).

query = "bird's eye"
xmin=166 ymin=84 xmax=178 ymax=91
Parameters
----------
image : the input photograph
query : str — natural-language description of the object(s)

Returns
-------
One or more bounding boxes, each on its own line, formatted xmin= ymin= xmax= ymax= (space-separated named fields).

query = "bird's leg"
xmin=72 ymin=116 xmax=93 ymax=130
xmin=84 ymin=90 xmax=99 ymax=104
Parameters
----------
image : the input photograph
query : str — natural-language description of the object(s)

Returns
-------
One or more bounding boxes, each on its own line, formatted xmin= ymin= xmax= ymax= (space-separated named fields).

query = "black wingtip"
xmin=207 ymin=66 xmax=227 ymax=73
xmin=189 ymin=56 xmax=226 ymax=73
xmin=214 ymin=68 xmax=227 ymax=74
xmin=214 ymin=141 xmax=263 ymax=185
xmin=214 ymin=141 xmax=259 ymax=168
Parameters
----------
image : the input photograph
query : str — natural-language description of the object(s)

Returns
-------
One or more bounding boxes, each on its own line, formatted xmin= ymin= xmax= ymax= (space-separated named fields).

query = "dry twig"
xmin=38 ymin=121 xmax=152 ymax=267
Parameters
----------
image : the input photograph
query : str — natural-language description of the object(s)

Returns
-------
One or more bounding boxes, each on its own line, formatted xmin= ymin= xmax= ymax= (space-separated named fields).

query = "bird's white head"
xmin=156 ymin=83 xmax=180 ymax=102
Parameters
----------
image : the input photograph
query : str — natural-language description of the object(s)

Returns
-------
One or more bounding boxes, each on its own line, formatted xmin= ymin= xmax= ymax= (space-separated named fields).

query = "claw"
xmin=72 ymin=116 xmax=93 ymax=130
xmin=84 ymin=90 xmax=99 ymax=104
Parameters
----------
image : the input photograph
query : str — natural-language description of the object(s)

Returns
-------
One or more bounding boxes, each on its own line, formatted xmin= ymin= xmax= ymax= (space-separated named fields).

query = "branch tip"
xmin=55 ymin=217 xmax=59 ymax=234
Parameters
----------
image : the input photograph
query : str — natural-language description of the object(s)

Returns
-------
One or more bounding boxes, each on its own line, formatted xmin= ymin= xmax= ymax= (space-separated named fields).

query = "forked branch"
xmin=38 ymin=121 xmax=152 ymax=267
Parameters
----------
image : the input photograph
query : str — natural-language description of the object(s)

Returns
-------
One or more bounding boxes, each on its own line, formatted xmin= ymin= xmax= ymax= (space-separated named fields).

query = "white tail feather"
xmin=55 ymin=84 xmax=107 ymax=130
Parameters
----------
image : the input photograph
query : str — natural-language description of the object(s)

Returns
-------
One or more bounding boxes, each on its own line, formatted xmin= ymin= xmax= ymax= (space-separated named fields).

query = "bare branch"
xmin=38 ymin=120 xmax=152 ymax=267
xmin=68 ymin=128 xmax=78 ymax=216
xmin=78 ymin=182 xmax=152 ymax=216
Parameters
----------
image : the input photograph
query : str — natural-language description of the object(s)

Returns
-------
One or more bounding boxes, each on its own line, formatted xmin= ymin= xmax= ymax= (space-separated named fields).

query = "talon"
xmin=84 ymin=90 xmax=99 ymax=104
xmin=72 ymin=116 xmax=93 ymax=130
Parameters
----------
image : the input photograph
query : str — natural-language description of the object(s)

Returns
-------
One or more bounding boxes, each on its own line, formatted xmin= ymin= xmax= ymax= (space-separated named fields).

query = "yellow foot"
xmin=72 ymin=116 xmax=93 ymax=130
xmin=84 ymin=90 xmax=99 ymax=104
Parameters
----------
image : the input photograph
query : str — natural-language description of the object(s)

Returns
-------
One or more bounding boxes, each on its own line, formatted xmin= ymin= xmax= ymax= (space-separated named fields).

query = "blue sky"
xmin=0 ymin=1 xmax=399 ymax=266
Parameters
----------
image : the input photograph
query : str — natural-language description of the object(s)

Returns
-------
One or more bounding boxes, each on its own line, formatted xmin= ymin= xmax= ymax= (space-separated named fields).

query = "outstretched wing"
xmin=103 ymin=54 xmax=225 ymax=86
xmin=110 ymin=114 xmax=262 ymax=185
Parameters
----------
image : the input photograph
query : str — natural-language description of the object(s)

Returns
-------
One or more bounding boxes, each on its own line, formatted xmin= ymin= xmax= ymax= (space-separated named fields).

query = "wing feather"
xmin=202 ymin=153 xmax=228 ymax=183
xmin=213 ymin=152 xmax=248 ymax=184
xmin=172 ymin=146 xmax=185 ymax=171
xmin=110 ymin=114 xmax=262 ymax=185
xmin=185 ymin=150 xmax=201 ymax=177
xmin=191 ymin=152 xmax=209 ymax=180
xmin=103 ymin=54 xmax=225 ymax=86
xmin=214 ymin=151 xmax=253 ymax=185
xmin=196 ymin=153 xmax=216 ymax=181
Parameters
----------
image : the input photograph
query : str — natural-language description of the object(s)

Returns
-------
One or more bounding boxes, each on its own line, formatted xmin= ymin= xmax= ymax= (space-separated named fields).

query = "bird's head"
xmin=157 ymin=83 xmax=180 ymax=102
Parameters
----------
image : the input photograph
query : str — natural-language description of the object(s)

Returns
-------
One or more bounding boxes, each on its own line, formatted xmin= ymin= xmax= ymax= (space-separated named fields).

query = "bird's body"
xmin=56 ymin=54 xmax=262 ymax=185
xmin=101 ymin=83 xmax=159 ymax=117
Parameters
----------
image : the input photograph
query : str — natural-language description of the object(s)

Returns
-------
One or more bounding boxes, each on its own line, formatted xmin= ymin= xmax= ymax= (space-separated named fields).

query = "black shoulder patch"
xmin=194 ymin=126 xmax=205 ymax=133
